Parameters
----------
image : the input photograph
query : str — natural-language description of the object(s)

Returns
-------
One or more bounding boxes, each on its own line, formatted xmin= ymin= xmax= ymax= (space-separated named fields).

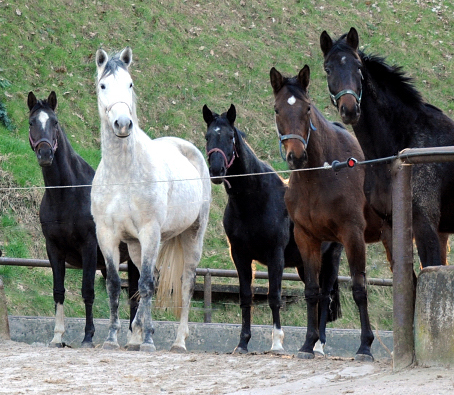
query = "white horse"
xmin=91 ymin=47 xmax=211 ymax=352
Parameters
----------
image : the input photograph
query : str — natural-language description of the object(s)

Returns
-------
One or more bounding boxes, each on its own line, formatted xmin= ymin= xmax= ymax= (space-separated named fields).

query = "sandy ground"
xmin=0 ymin=340 xmax=453 ymax=395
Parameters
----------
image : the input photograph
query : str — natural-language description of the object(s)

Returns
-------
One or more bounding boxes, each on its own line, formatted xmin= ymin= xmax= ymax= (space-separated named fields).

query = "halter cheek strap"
xmin=279 ymin=119 xmax=316 ymax=161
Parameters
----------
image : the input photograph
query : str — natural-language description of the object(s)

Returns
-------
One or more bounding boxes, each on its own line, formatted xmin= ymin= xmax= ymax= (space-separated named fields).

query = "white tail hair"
xmin=154 ymin=236 xmax=184 ymax=318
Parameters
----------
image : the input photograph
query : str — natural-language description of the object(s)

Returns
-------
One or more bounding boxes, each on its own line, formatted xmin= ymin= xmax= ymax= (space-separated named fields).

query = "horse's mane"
xmin=331 ymin=35 xmax=424 ymax=108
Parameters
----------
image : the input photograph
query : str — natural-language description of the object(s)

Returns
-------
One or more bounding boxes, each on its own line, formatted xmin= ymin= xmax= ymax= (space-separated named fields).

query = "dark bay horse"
xmin=270 ymin=66 xmax=391 ymax=360
xmin=203 ymin=103 xmax=343 ymax=354
xmin=320 ymin=27 xmax=454 ymax=268
xmin=27 ymin=91 xmax=139 ymax=347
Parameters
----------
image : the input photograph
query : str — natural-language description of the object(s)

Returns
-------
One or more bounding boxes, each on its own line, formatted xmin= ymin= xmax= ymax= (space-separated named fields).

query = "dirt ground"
xmin=0 ymin=340 xmax=453 ymax=394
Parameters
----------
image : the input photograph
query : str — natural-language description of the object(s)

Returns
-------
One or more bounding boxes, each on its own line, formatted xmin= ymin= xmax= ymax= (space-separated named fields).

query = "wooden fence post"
xmin=0 ymin=277 xmax=11 ymax=340
xmin=392 ymin=160 xmax=414 ymax=370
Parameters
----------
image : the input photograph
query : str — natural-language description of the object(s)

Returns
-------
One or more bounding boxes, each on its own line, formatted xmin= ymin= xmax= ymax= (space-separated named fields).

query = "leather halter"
xmin=278 ymin=119 xmax=316 ymax=161
xmin=206 ymin=133 xmax=238 ymax=168
xmin=206 ymin=133 xmax=239 ymax=188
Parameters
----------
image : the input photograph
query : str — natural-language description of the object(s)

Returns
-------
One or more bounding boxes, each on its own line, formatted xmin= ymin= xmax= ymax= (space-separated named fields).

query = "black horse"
xmin=27 ymin=91 xmax=139 ymax=347
xmin=203 ymin=103 xmax=343 ymax=354
xmin=320 ymin=27 xmax=454 ymax=269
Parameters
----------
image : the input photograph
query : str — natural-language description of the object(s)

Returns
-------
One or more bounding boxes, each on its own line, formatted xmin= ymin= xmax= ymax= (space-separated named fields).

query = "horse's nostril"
xmin=128 ymin=120 xmax=133 ymax=130
xmin=114 ymin=120 xmax=119 ymax=129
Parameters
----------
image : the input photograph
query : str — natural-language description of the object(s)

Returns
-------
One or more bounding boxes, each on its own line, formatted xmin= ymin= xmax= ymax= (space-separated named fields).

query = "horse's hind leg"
xmin=171 ymin=214 xmax=209 ymax=353
xmin=80 ymin=240 xmax=98 ymax=348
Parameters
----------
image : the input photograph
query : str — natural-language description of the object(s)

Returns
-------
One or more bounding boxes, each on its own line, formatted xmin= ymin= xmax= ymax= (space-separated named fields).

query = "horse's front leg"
xmin=316 ymin=241 xmax=343 ymax=356
xmin=266 ymin=248 xmax=285 ymax=353
xmin=47 ymin=245 xmax=66 ymax=348
xmin=294 ymin=227 xmax=322 ymax=360
xmin=97 ymin=230 xmax=122 ymax=350
xmin=80 ymin=237 xmax=98 ymax=348
xmin=131 ymin=231 xmax=160 ymax=353
xmin=344 ymin=231 xmax=374 ymax=361
xmin=230 ymin=248 xmax=253 ymax=354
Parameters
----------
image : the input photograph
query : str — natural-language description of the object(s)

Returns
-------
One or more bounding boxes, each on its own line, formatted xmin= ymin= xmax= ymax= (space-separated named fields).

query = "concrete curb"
xmin=8 ymin=315 xmax=393 ymax=359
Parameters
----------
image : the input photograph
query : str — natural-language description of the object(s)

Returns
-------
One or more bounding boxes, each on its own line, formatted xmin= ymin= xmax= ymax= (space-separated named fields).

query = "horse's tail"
xmin=154 ymin=235 xmax=184 ymax=318
xmin=320 ymin=241 xmax=343 ymax=323
xmin=327 ymin=277 xmax=342 ymax=322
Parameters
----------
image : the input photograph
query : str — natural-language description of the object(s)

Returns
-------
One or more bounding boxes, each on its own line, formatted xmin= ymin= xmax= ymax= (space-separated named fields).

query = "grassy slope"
xmin=0 ymin=0 xmax=454 ymax=330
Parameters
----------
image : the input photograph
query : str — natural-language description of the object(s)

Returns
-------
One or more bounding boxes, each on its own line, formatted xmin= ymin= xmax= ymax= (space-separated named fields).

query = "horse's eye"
xmin=324 ymin=68 xmax=331 ymax=76
xmin=130 ymin=83 xmax=133 ymax=88
xmin=274 ymin=107 xmax=279 ymax=115
xmin=100 ymin=83 xmax=106 ymax=90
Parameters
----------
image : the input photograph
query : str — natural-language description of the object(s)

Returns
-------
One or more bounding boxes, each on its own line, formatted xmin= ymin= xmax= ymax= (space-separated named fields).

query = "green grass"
xmin=1 ymin=0 xmax=454 ymax=331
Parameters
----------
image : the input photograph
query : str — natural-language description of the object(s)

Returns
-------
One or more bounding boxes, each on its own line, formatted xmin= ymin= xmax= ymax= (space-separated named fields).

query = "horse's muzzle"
xmin=286 ymin=151 xmax=307 ymax=170
xmin=339 ymin=101 xmax=361 ymax=125
xmin=36 ymin=145 xmax=54 ymax=167
xmin=113 ymin=115 xmax=133 ymax=138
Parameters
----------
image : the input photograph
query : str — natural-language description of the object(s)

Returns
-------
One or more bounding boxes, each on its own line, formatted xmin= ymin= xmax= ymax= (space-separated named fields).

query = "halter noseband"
xmin=105 ymin=101 xmax=133 ymax=115
xmin=279 ymin=119 xmax=316 ymax=161
xmin=29 ymin=134 xmax=58 ymax=153
xmin=329 ymin=88 xmax=362 ymax=108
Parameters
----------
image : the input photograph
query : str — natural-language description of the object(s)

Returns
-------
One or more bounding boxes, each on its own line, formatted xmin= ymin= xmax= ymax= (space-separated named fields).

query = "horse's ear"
xmin=270 ymin=67 xmax=284 ymax=94
xmin=298 ymin=65 xmax=310 ymax=91
xmin=96 ymin=49 xmax=108 ymax=72
xmin=227 ymin=104 xmax=236 ymax=126
xmin=320 ymin=30 xmax=333 ymax=56
xmin=120 ymin=47 xmax=133 ymax=68
xmin=202 ymin=104 xmax=215 ymax=126
xmin=27 ymin=92 xmax=37 ymax=111
xmin=48 ymin=91 xmax=57 ymax=111
xmin=346 ymin=27 xmax=359 ymax=51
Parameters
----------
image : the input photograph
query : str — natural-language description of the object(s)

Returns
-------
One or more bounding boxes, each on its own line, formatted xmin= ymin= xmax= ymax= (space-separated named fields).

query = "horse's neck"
xmin=355 ymin=70 xmax=408 ymax=158
xmin=41 ymin=130 xmax=90 ymax=187
xmin=306 ymin=110 xmax=328 ymax=167
xmin=99 ymin=122 xmax=143 ymax=174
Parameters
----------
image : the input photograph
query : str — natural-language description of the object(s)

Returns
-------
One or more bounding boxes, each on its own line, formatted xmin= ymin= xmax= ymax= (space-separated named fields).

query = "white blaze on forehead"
xmin=38 ymin=111 xmax=49 ymax=128
xmin=341 ymin=56 xmax=346 ymax=65
xmin=287 ymin=95 xmax=296 ymax=105
xmin=214 ymin=127 xmax=220 ymax=132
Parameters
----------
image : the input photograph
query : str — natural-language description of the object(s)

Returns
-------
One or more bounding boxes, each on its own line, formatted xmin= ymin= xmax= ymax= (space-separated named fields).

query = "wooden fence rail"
xmin=0 ymin=256 xmax=392 ymax=323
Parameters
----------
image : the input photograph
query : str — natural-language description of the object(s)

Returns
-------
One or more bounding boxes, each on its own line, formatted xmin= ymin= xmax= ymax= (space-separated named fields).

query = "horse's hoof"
xmin=233 ymin=346 xmax=248 ymax=354
xmin=355 ymin=353 xmax=374 ymax=362
xmin=313 ymin=340 xmax=325 ymax=356
xmin=297 ymin=351 xmax=315 ymax=360
xmin=125 ymin=344 xmax=141 ymax=352
xmin=81 ymin=341 xmax=95 ymax=349
xmin=140 ymin=343 xmax=156 ymax=353
xmin=170 ymin=345 xmax=187 ymax=353
xmin=103 ymin=341 xmax=120 ymax=350
xmin=48 ymin=342 xmax=64 ymax=348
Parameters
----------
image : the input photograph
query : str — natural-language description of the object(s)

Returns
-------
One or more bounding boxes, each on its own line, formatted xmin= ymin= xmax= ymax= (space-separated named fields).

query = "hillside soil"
xmin=0 ymin=340 xmax=453 ymax=394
